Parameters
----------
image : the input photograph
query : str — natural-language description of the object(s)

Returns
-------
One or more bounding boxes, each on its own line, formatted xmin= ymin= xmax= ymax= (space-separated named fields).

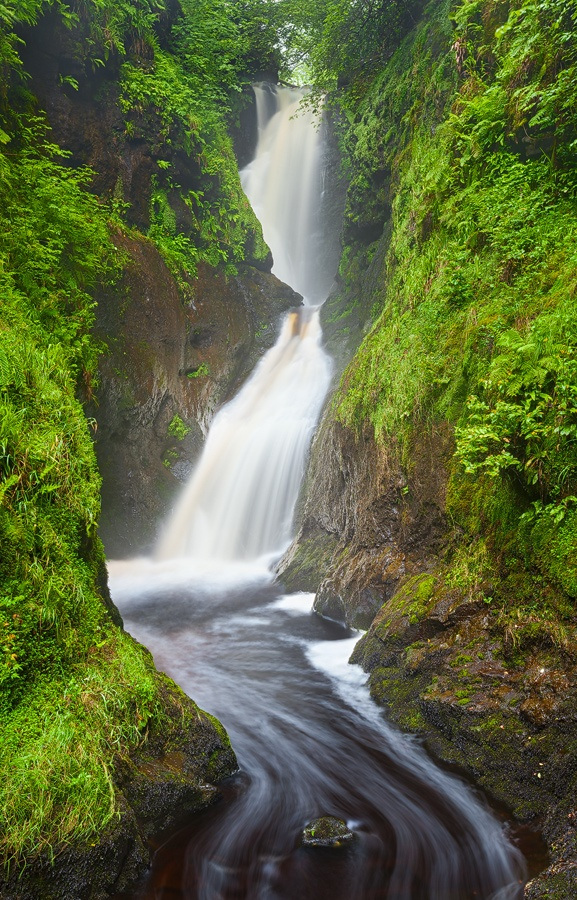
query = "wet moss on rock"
xmin=0 ymin=669 xmax=237 ymax=899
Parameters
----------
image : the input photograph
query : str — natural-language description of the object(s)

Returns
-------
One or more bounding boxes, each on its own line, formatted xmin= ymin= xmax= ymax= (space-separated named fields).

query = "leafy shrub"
xmin=456 ymin=308 xmax=577 ymax=505
xmin=168 ymin=413 xmax=191 ymax=440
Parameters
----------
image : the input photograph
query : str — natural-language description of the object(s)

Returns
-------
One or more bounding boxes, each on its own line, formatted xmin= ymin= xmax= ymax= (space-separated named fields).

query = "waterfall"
xmin=155 ymin=85 xmax=333 ymax=563
xmin=241 ymin=83 xmax=333 ymax=305
xmin=109 ymin=84 xmax=529 ymax=900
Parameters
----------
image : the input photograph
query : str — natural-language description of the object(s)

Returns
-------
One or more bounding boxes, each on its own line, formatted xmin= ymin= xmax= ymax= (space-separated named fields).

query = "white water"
xmin=156 ymin=308 xmax=330 ymax=562
xmin=241 ymin=83 xmax=332 ymax=305
xmin=155 ymin=84 xmax=332 ymax=564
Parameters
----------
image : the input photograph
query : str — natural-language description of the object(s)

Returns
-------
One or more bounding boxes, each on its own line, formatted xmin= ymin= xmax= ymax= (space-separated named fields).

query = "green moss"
xmin=376 ymin=574 xmax=437 ymax=633
xmin=451 ymin=653 xmax=473 ymax=668
xmin=204 ymin=711 xmax=232 ymax=748
xmin=528 ymin=874 xmax=577 ymax=899
xmin=186 ymin=363 xmax=210 ymax=379
xmin=400 ymin=706 xmax=426 ymax=731
xmin=168 ymin=414 xmax=191 ymax=441
xmin=203 ymin=714 xmax=235 ymax=781
xmin=0 ymin=630 xmax=164 ymax=862
xmin=278 ymin=530 xmax=340 ymax=593
xmin=367 ymin=663 xmax=428 ymax=733
xmin=455 ymin=688 xmax=473 ymax=703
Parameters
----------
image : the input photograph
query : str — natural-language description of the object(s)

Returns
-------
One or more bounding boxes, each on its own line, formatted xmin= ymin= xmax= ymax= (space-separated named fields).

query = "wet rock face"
xmin=278 ymin=417 xmax=451 ymax=628
xmin=18 ymin=9 xmax=272 ymax=269
xmin=17 ymin=14 xmax=239 ymax=254
xmin=19 ymin=10 xmax=153 ymax=233
xmin=116 ymin=674 xmax=237 ymax=838
xmin=91 ymin=232 xmax=299 ymax=557
xmin=0 ymin=819 xmax=149 ymax=900
xmin=230 ymin=84 xmax=259 ymax=170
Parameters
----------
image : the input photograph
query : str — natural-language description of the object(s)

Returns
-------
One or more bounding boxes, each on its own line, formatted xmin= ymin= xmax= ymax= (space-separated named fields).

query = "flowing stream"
xmin=109 ymin=85 xmax=528 ymax=899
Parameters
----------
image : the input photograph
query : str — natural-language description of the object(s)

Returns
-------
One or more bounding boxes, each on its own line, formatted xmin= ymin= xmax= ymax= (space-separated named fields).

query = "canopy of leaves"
xmin=273 ymin=0 xmax=426 ymax=98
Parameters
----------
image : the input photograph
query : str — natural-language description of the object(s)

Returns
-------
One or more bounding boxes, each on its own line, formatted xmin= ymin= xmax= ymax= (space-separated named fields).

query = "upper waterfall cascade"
xmin=241 ymin=83 xmax=333 ymax=305
xmin=155 ymin=85 xmax=333 ymax=563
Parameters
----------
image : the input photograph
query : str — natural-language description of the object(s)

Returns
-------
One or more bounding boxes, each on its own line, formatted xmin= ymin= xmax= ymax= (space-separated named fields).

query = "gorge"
xmin=108 ymin=84 xmax=525 ymax=899
xmin=1 ymin=0 xmax=577 ymax=898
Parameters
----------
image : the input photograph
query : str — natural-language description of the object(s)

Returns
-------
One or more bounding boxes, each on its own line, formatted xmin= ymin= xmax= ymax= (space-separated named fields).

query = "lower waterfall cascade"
xmin=155 ymin=307 xmax=331 ymax=564
xmin=108 ymin=84 xmax=529 ymax=899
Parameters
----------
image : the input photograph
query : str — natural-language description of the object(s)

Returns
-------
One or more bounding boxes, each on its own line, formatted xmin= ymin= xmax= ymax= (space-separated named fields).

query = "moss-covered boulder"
xmin=0 ymin=646 xmax=237 ymax=900
xmin=302 ymin=816 xmax=355 ymax=849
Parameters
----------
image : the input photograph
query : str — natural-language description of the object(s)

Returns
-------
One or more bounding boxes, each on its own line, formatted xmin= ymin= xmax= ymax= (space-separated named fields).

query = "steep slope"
xmin=281 ymin=0 xmax=577 ymax=894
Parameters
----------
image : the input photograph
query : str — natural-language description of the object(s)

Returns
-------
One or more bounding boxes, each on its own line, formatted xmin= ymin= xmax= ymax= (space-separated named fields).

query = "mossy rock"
xmin=301 ymin=816 xmax=355 ymax=848
xmin=277 ymin=530 xmax=340 ymax=594
xmin=386 ymin=574 xmax=437 ymax=624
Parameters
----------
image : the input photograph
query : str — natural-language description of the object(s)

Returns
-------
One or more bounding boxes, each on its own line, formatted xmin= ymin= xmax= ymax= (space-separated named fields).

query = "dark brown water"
xmin=110 ymin=564 xmax=533 ymax=900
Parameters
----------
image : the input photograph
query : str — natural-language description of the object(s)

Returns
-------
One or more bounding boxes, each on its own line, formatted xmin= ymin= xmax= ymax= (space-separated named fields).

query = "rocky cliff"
xmin=92 ymin=235 xmax=298 ymax=556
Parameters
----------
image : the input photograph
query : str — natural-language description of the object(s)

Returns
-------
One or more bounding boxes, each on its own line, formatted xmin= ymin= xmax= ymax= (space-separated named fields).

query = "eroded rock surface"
xmin=278 ymin=418 xmax=451 ymax=628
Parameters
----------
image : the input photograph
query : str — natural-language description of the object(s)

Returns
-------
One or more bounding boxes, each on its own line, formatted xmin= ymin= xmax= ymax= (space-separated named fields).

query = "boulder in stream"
xmin=301 ymin=816 xmax=355 ymax=848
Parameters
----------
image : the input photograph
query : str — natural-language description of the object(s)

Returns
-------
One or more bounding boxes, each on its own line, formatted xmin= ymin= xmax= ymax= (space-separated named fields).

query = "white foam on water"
xmin=305 ymin=635 xmax=388 ymax=731
xmin=268 ymin=593 xmax=316 ymax=616
xmin=107 ymin=556 xmax=272 ymax=608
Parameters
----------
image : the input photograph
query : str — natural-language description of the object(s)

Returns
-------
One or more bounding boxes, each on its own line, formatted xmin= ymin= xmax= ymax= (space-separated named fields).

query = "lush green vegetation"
xmin=333 ymin=0 xmax=577 ymax=618
xmin=3 ymin=0 xmax=577 ymax=874
xmin=118 ymin=0 xmax=273 ymax=278
xmin=0 ymin=0 xmax=275 ymax=867
xmin=274 ymin=0 xmax=426 ymax=97
xmin=0 ymin=118 xmax=165 ymax=862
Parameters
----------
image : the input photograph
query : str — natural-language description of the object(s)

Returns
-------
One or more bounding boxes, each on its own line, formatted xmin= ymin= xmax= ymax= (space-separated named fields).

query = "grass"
xmin=0 ymin=630 xmax=162 ymax=864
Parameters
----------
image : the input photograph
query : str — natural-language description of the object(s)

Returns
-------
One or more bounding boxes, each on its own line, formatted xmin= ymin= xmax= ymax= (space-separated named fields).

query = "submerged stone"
xmin=302 ymin=816 xmax=355 ymax=848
